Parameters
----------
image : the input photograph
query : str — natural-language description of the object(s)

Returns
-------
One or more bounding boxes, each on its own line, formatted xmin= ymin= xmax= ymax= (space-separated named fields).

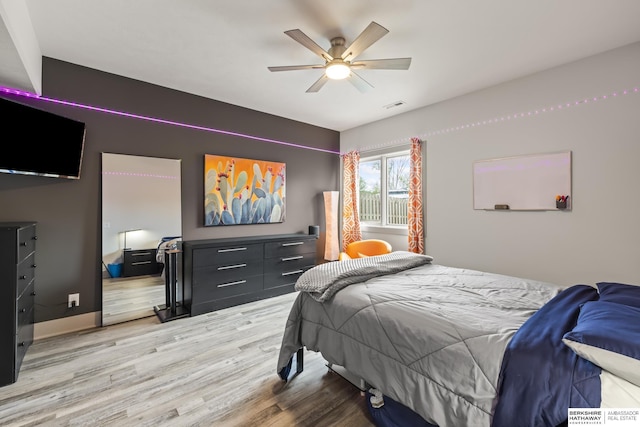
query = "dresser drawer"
xmin=16 ymin=311 xmax=34 ymax=374
xmin=125 ymin=249 xmax=155 ymax=261
xmin=193 ymin=244 xmax=263 ymax=268
xmin=17 ymin=225 xmax=36 ymax=262
xmin=192 ymin=275 xmax=263 ymax=302
xmin=264 ymin=256 xmax=314 ymax=290
xmin=264 ymin=268 xmax=311 ymax=290
xmin=17 ymin=304 xmax=34 ymax=344
xmin=17 ymin=252 xmax=36 ymax=298
xmin=265 ymin=239 xmax=316 ymax=259
xmin=16 ymin=285 xmax=34 ymax=375
xmin=264 ymin=253 xmax=315 ymax=274
xmin=17 ymin=282 xmax=35 ymax=328
xmin=193 ymin=260 xmax=263 ymax=287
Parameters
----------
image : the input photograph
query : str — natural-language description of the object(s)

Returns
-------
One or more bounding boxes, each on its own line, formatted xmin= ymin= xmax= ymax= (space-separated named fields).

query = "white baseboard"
xmin=34 ymin=311 xmax=101 ymax=340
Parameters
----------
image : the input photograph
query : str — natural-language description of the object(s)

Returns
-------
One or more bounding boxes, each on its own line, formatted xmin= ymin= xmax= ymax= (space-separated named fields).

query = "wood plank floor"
xmin=0 ymin=292 xmax=376 ymax=427
xmin=102 ymin=275 xmax=165 ymax=326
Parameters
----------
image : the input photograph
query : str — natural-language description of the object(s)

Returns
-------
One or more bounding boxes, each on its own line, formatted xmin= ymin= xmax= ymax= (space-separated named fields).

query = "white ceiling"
xmin=1 ymin=0 xmax=640 ymax=132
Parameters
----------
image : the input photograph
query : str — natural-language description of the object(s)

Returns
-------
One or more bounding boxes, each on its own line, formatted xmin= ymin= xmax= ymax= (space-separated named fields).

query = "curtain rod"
xmin=341 ymin=137 xmax=414 ymax=155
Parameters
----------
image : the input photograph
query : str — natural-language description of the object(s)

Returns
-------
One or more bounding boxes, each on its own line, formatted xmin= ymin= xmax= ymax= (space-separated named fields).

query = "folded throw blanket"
xmin=295 ymin=251 xmax=433 ymax=302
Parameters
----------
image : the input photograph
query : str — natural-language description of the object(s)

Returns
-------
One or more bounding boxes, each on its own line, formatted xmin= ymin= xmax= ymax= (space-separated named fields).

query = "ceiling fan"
xmin=268 ymin=21 xmax=411 ymax=93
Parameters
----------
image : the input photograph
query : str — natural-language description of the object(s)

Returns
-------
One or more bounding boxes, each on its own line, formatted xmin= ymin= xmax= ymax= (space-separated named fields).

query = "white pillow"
xmin=563 ymin=338 xmax=640 ymax=388
xmin=562 ymin=301 xmax=640 ymax=388
xmin=599 ymin=369 xmax=640 ymax=408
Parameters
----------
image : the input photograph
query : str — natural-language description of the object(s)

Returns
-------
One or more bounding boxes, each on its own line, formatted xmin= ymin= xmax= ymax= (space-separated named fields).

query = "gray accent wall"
xmin=341 ymin=42 xmax=640 ymax=287
xmin=0 ymin=58 xmax=339 ymax=323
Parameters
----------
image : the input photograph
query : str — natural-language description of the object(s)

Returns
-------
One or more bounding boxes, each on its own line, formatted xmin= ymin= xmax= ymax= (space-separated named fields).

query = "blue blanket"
xmin=492 ymin=285 xmax=602 ymax=427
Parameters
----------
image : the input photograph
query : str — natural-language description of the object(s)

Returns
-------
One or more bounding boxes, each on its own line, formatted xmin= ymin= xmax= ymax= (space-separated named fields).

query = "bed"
xmin=276 ymin=251 xmax=640 ymax=427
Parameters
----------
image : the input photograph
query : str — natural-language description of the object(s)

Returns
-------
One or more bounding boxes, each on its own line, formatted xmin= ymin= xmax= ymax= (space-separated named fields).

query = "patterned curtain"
xmin=342 ymin=150 xmax=362 ymax=250
xmin=408 ymin=138 xmax=424 ymax=253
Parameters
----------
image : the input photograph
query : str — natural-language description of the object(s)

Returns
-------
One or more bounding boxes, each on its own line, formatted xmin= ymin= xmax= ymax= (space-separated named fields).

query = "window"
xmin=359 ymin=151 xmax=410 ymax=227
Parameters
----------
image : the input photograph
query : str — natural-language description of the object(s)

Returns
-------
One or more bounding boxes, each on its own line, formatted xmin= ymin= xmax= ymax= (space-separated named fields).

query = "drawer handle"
xmin=33 ymin=236 xmax=38 ymax=240
xmin=20 ymin=242 xmax=27 ymax=247
xmin=282 ymin=270 xmax=304 ymax=276
xmin=282 ymin=242 xmax=304 ymax=247
xmin=32 ymin=264 xmax=37 ymax=268
xmin=18 ymin=342 xmax=25 ymax=347
xmin=20 ymin=308 xmax=27 ymax=313
xmin=20 ymin=275 xmax=27 ymax=280
xmin=131 ymin=261 xmax=152 ymax=266
xmin=218 ymin=280 xmax=246 ymax=288
xmin=131 ymin=252 xmax=152 ymax=256
xmin=282 ymin=255 xmax=304 ymax=262
xmin=218 ymin=247 xmax=247 ymax=253
xmin=31 ymin=291 xmax=36 ymax=296
xmin=217 ymin=263 xmax=247 ymax=270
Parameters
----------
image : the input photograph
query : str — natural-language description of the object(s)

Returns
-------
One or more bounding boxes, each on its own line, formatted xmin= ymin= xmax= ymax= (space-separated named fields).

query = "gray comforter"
xmin=276 ymin=252 xmax=562 ymax=426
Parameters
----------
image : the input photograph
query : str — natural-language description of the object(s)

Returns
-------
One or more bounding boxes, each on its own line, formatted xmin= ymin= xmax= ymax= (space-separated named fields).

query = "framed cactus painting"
xmin=204 ymin=154 xmax=286 ymax=226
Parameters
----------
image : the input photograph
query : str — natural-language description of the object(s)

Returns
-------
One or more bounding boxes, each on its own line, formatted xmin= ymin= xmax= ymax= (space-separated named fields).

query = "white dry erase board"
xmin=473 ymin=151 xmax=571 ymax=210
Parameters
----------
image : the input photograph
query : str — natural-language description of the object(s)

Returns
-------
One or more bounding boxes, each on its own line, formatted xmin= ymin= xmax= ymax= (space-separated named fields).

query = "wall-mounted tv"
xmin=0 ymin=96 xmax=86 ymax=179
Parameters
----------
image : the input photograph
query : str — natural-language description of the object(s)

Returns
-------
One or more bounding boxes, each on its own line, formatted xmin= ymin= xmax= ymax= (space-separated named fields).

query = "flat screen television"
xmin=0 ymin=96 xmax=86 ymax=179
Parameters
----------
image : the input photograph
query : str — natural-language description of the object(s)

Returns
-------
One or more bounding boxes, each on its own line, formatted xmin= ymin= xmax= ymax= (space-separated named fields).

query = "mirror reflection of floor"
xmin=102 ymin=275 xmax=165 ymax=326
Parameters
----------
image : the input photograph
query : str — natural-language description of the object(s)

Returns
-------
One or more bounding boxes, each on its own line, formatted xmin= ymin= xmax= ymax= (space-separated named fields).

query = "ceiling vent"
xmin=383 ymin=100 xmax=406 ymax=109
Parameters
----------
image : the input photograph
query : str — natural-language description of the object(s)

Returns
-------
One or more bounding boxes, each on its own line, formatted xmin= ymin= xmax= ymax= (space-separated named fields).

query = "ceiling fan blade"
xmin=285 ymin=29 xmax=333 ymax=61
xmin=351 ymin=58 xmax=412 ymax=70
xmin=341 ymin=21 xmax=389 ymax=61
xmin=268 ymin=64 xmax=325 ymax=72
xmin=306 ymin=74 xmax=330 ymax=93
xmin=347 ymin=71 xmax=373 ymax=93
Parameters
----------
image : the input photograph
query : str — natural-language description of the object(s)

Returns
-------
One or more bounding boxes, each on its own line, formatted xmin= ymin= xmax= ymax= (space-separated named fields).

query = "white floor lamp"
xmin=323 ymin=191 xmax=340 ymax=261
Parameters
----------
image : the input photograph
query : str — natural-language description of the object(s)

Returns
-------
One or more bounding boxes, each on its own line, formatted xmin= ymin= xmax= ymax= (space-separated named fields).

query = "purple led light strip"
xmin=4 ymin=84 xmax=636 ymax=157
xmin=0 ymin=86 xmax=341 ymax=155
xmin=101 ymin=171 xmax=180 ymax=179
xmin=350 ymin=86 xmax=640 ymax=154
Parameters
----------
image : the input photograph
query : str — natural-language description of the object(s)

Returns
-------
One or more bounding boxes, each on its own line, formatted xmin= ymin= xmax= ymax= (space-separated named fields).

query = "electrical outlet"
xmin=68 ymin=293 xmax=80 ymax=308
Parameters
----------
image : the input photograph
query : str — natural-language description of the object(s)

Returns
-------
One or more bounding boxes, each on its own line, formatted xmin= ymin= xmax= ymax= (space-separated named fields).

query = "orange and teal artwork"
xmin=204 ymin=154 xmax=286 ymax=226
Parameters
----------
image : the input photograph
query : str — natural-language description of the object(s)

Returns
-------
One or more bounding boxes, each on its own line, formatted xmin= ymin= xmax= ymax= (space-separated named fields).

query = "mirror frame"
xmin=101 ymin=153 xmax=182 ymax=326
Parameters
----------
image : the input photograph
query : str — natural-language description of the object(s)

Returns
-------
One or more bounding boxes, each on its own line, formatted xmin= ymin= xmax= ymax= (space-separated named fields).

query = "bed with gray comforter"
xmin=276 ymin=251 xmax=564 ymax=426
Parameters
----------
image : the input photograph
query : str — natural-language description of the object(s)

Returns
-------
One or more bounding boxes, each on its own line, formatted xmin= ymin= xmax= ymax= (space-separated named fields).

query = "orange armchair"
xmin=339 ymin=239 xmax=393 ymax=260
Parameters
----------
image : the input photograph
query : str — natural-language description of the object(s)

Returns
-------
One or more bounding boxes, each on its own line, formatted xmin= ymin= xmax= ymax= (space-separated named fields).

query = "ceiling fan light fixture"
xmin=269 ymin=22 xmax=411 ymax=92
xmin=325 ymin=62 xmax=350 ymax=80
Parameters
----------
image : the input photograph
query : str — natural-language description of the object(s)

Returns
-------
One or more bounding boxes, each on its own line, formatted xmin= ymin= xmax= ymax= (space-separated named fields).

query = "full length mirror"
xmin=101 ymin=153 xmax=182 ymax=326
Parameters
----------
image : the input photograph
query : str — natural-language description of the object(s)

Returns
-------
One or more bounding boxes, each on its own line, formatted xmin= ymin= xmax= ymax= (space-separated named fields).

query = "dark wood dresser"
xmin=180 ymin=233 xmax=317 ymax=316
xmin=123 ymin=248 xmax=159 ymax=277
xmin=0 ymin=222 xmax=37 ymax=386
